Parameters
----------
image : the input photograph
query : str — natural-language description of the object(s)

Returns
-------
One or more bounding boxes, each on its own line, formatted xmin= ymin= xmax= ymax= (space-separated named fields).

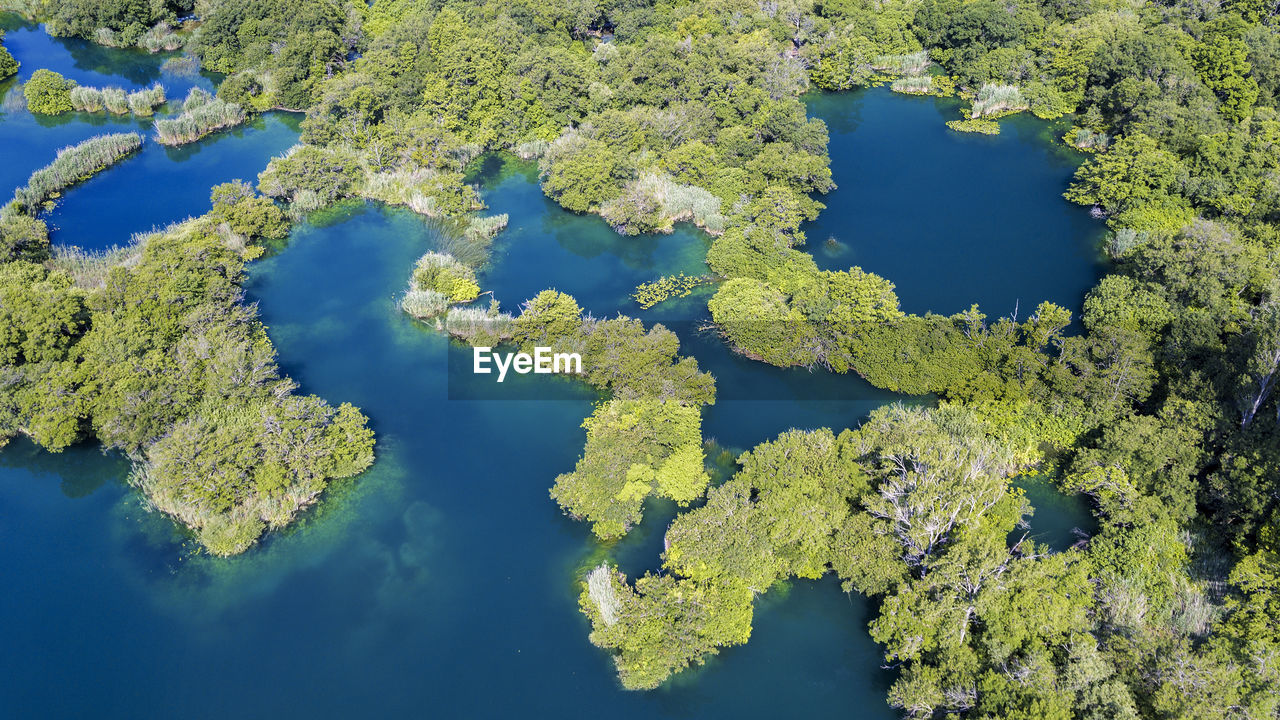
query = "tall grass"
xmin=101 ymin=86 xmax=128 ymax=114
xmin=153 ymin=87 xmax=246 ymax=145
xmin=607 ymin=172 xmax=725 ymax=234
xmin=891 ymin=75 xmax=934 ymax=95
xmin=401 ymin=289 xmax=450 ymax=319
xmin=127 ymin=85 xmax=166 ymax=116
xmin=69 ymin=86 xmax=104 ymax=112
xmin=71 ymin=84 xmax=165 ymax=116
xmin=49 ymin=242 xmax=143 ymax=289
xmin=444 ymin=306 xmax=515 ymax=343
xmin=874 ymin=51 xmax=930 ymax=75
xmin=12 ymin=133 xmax=143 ymax=214
xmin=160 ymin=56 xmax=201 ymax=79
xmin=513 ymin=139 xmax=550 ymax=159
xmin=971 ymin=84 xmax=1028 ymax=118
xmin=140 ymin=23 xmax=183 ymax=53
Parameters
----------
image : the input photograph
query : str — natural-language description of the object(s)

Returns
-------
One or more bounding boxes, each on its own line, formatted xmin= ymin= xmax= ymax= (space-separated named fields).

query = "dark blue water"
xmin=804 ymin=90 xmax=1106 ymax=320
xmin=0 ymin=24 xmax=1103 ymax=720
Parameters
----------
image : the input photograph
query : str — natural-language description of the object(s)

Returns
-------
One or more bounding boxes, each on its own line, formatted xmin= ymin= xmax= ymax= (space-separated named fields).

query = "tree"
xmin=23 ymin=69 xmax=75 ymax=115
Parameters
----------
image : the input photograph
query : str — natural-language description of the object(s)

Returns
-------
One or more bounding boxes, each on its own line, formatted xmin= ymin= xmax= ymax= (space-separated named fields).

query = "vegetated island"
xmin=2 ymin=0 xmax=1279 ymax=715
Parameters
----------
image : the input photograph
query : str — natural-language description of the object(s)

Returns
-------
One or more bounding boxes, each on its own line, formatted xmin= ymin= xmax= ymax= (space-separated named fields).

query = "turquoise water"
xmin=0 ymin=25 xmax=1104 ymax=719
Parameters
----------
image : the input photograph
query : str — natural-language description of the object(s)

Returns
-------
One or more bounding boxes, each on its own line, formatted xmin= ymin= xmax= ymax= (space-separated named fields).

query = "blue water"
xmin=0 ymin=24 xmax=1103 ymax=720
xmin=804 ymin=90 xmax=1106 ymax=320
xmin=0 ymin=16 xmax=296 ymax=247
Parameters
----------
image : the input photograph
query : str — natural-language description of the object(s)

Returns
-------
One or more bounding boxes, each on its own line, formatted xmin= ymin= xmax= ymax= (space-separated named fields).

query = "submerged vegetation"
xmin=153 ymin=87 xmax=247 ymax=146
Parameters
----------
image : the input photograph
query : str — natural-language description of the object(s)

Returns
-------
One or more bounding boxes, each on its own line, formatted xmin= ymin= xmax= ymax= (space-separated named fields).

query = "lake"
xmin=0 ymin=20 xmax=1097 ymax=719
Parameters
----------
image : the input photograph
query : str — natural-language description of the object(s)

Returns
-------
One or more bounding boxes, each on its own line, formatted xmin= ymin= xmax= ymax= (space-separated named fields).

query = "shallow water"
xmin=0 ymin=25 xmax=1104 ymax=719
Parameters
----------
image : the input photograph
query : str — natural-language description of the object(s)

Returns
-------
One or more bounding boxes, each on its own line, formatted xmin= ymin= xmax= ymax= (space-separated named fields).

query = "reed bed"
xmin=71 ymin=84 xmax=165 ymax=116
xmin=874 ymin=51 xmax=930 ymax=75
xmin=401 ymin=289 xmax=450 ymax=319
xmin=891 ymin=75 xmax=934 ymax=95
xmin=140 ymin=23 xmax=183 ymax=53
xmin=153 ymin=87 xmax=246 ymax=145
xmin=12 ymin=133 xmax=143 ymax=213
xmin=970 ymin=84 xmax=1028 ymax=118
xmin=443 ymin=306 xmax=516 ymax=344
xmin=49 ymin=242 xmax=143 ymax=289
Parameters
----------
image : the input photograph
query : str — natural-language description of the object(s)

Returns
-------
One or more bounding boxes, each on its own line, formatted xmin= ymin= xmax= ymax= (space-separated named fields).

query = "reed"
xmin=160 ymin=56 xmax=201 ymax=79
xmin=49 ymin=242 xmax=143 ymax=289
xmin=513 ymin=139 xmax=550 ymax=159
xmin=873 ymin=51 xmax=930 ymax=75
xmin=443 ymin=305 xmax=515 ymax=343
xmin=69 ymin=86 xmax=104 ymax=112
xmin=12 ymin=133 xmax=143 ymax=213
xmin=153 ymin=88 xmax=246 ymax=145
xmin=93 ymin=27 xmax=119 ymax=47
xmin=891 ymin=75 xmax=934 ymax=95
xmin=970 ymin=84 xmax=1028 ymax=118
xmin=401 ymin=289 xmax=450 ymax=319
xmin=127 ymin=85 xmax=166 ymax=116
xmin=101 ymin=86 xmax=128 ymax=114
xmin=140 ymin=23 xmax=183 ymax=53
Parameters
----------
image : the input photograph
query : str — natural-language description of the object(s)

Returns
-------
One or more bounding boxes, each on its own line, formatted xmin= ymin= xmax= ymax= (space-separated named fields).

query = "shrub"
xmin=0 ymin=41 xmax=18 ymax=81
xmin=23 ymin=69 xmax=75 ymax=115
xmin=411 ymin=252 xmax=480 ymax=303
xmin=258 ymin=144 xmax=363 ymax=210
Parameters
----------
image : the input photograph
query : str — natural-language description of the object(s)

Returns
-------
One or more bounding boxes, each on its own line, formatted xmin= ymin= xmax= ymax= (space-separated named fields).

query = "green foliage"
xmin=0 ymin=34 xmax=18 ymax=80
xmin=23 ymin=68 xmax=75 ymax=115
xmin=410 ymin=252 xmax=480 ymax=304
xmin=257 ymin=144 xmax=363 ymax=212
xmin=209 ymin=181 xmax=290 ymax=241
xmin=551 ymin=398 xmax=708 ymax=539
xmin=632 ymin=273 xmax=713 ymax=309
xmin=1065 ymin=133 xmax=1194 ymax=232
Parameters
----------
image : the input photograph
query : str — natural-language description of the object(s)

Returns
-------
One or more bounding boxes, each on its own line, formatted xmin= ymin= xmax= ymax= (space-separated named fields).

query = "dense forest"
xmin=3 ymin=0 xmax=1280 ymax=716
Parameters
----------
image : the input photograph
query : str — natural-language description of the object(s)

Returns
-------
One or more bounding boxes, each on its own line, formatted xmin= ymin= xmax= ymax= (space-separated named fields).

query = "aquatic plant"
xmin=411 ymin=251 xmax=480 ymax=303
xmin=153 ymin=87 xmax=246 ymax=145
xmin=513 ymin=139 xmax=550 ymax=159
xmin=890 ymin=75 xmax=934 ymax=95
xmin=873 ymin=50 xmax=930 ymax=75
xmin=101 ymin=86 xmax=128 ymax=114
xmin=401 ymin=288 xmax=450 ymax=320
xmin=362 ymin=167 xmax=484 ymax=218
xmin=49 ymin=242 xmax=143 ymax=289
xmin=11 ymin=133 xmax=144 ymax=214
xmin=1066 ymin=126 xmax=1112 ymax=152
xmin=946 ymin=118 xmax=1001 ymax=134
xmin=443 ymin=305 xmax=516 ymax=345
xmin=69 ymin=86 xmax=104 ymax=112
xmin=160 ymin=55 xmax=200 ymax=78
xmin=601 ymin=172 xmax=725 ymax=235
xmin=970 ymin=84 xmax=1028 ymax=118
xmin=632 ymin=273 xmax=714 ymax=309
xmin=140 ymin=23 xmax=182 ymax=53
xmin=464 ymin=213 xmax=509 ymax=244
xmin=585 ymin=564 xmax=621 ymax=626
xmin=126 ymin=85 xmax=166 ymax=116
